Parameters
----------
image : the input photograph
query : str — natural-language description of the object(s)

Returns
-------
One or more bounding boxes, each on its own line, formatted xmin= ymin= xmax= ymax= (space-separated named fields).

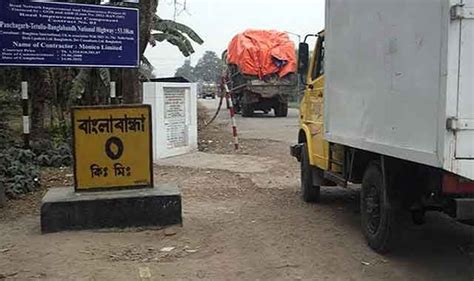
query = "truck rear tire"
xmin=242 ymin=103 xmax=254 ymax=117
xmin=233 ymin=97 xmax=241 ymax=114
xmin=274 ymin=102 xmax=288 ymax=117
xmin=301 ymin=143 xmax=321 ymax=203
xmin=360 ymin=161 xmax=397 ymax=254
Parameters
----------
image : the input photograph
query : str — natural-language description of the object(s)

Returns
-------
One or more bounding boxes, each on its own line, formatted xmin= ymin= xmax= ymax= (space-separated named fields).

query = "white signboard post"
xmin=143 ymin=82 xmax=198 ymax=160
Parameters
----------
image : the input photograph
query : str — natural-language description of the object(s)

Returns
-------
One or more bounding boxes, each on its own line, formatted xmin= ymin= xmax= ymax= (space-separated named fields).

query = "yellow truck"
xmin=291 ymin=0 xmax=474 ymax=254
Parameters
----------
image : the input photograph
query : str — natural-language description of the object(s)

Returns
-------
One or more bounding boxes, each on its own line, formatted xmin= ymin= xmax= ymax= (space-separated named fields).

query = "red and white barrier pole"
xmin=224 ymin=83 xmax=239 ymax=150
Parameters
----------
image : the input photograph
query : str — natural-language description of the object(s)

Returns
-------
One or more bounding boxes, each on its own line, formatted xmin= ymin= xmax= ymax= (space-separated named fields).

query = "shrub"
xmin=31 ymin=140 xmax=73 ymax=168
xmin=0 ymin=148 xmax=40 ymax=198
xmin=49 ymin=120 xmax=72 ymax=146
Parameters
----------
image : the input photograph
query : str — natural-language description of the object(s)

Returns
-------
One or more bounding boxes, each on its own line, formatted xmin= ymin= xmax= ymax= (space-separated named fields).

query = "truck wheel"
xmin=301 ymin=143 xmax=321 ymax=203
xmin=360 ymin=161 xmax=397 ymax=254
xmin=242 ymin=103 xmax=254 ymax=117
xmin=274 ymin=102 xmax=288 ymax=117
xmin=233 ymin=98 xmax=241 ymax=114
xmin=411 ymin=209 xmax=425 ymax=225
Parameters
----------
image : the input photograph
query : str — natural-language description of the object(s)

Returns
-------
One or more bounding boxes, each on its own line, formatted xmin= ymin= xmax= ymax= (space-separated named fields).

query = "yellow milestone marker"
xmin=72 ymin=105 xmax=153 ymax=191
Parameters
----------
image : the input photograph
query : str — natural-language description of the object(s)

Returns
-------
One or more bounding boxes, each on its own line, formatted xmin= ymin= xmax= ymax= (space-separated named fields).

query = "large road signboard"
xmin=0 ymin=0 xmax=138 ymax=67
xmin=72 ymin=105 xmax=153 ymax=191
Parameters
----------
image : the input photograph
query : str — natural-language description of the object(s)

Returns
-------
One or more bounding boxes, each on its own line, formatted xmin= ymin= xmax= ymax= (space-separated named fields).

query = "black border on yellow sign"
xmin=71 ymin=104 xmax=154 ymax=192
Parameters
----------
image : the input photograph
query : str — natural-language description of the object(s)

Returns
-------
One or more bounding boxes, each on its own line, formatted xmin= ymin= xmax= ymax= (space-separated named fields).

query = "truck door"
xmin=306 ymin=34 xmax=328 ymax=169
xmin=455 ymin=0 xmax=474 ymax=158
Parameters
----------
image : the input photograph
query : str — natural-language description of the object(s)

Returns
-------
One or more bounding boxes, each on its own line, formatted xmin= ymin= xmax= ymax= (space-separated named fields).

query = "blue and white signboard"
xmin=0 ymin=1 xmax=139 ymax=67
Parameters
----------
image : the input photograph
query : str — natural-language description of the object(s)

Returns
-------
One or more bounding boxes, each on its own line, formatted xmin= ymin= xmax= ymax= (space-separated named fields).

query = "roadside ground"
xmin=0 ymin=99 xmax=472 ymax=281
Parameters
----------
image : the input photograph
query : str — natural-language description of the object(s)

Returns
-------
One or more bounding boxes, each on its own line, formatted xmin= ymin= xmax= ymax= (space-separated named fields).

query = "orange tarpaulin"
xmin=227 ymin=29 xmax=297 ymax=79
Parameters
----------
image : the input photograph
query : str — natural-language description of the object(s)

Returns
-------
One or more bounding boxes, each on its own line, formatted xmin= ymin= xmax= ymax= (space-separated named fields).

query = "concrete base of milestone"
xmin=40 ymin=184 xmax=182 ymax=233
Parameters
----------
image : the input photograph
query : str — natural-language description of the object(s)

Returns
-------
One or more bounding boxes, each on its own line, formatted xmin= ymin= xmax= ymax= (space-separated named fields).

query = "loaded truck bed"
xmin=224 ymin=30 xmax=297 ymax=117
xmin=324 ymin=0 xmax=473 ymax=180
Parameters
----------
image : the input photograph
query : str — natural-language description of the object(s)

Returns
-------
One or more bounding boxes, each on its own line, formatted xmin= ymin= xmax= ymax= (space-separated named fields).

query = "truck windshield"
xmin=311 ymin=37 xmax=325 ymax=80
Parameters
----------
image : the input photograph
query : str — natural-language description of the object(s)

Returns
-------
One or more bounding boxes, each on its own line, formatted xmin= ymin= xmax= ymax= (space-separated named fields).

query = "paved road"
xmin=200 ymin=98 xmax=300 ymax=144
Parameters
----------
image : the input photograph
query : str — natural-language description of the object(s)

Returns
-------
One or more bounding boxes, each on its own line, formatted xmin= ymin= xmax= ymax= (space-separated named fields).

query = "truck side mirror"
xmin=298 ymin=42 xmax=309 ymax=76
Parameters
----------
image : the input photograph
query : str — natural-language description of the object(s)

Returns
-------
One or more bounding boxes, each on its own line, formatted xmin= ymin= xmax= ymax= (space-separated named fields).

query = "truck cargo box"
xmin=324 ymin=0 xmax=474 ymax=180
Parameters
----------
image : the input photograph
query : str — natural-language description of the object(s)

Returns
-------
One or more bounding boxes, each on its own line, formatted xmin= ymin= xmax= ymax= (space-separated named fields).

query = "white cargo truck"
xmin=291 ymin=0 xmax=474 ymax=253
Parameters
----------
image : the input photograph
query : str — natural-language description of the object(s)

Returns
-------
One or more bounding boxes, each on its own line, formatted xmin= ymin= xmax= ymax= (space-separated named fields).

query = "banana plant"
xmin=149 ymin=15 xmax=204 ymax=57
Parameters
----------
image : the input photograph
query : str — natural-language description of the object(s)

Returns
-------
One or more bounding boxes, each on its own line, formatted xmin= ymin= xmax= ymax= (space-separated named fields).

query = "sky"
xmin=144 ymin=0 xmax=326 ymax=77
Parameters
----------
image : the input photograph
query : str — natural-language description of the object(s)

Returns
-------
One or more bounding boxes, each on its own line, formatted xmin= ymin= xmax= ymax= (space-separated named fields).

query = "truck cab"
xmin=291 ymin=26 xmax=474 ymax=254
xmin=296 ymin=31 xmax=334 ymax=173
xmin=200 ymin=83 xmax=217 ymax=99
xmin=293 ymin=31 xmax=344 ymax=188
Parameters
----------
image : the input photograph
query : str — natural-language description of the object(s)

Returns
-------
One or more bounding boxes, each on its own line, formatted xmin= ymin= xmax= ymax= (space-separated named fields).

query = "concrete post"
xmin=21 ymin=81 xmax=30 ymax=149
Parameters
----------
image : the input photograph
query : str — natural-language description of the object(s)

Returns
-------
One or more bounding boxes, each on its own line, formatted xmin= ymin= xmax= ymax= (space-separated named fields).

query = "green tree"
xmin=20 ymin=0 xmax=203 ymax=135
xmin=71 ymin=68 xmax=111 ymax=105
xmin=174 ymin=59 xmax=196 ymax=81
xmin=0 ymin=68 xmax=21 ymax=92
xmin=193 ymin=51 xmax=223 ymax=83
xmin=118 ymin=1 xmax=203 ymax=103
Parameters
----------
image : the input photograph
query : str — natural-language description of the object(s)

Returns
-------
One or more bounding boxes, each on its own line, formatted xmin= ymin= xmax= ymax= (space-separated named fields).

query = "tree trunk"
xmin=122 ymin=0 xmax=158 ymax=104
xmin=58 ymin=103 xmax=65 ymax=122
xmin=140 ymin=0 xmax=158 ymax=56
xmin=122 ymin=69 xmax=140 ymax=104
xmin=0 ymin=183 xmax=6 ymax=208
xmin=25 ymin=68 xmax=50 ymax=137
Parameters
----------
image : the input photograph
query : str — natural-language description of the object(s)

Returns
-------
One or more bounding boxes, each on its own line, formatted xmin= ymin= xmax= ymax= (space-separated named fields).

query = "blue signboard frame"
xmin=0 ymin=0 xmax=139 ymax=68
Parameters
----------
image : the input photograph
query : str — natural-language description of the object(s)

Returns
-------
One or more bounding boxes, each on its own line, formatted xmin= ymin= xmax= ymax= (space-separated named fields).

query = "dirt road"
xmin=0 ymin=99 xmax=473 ymax=280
